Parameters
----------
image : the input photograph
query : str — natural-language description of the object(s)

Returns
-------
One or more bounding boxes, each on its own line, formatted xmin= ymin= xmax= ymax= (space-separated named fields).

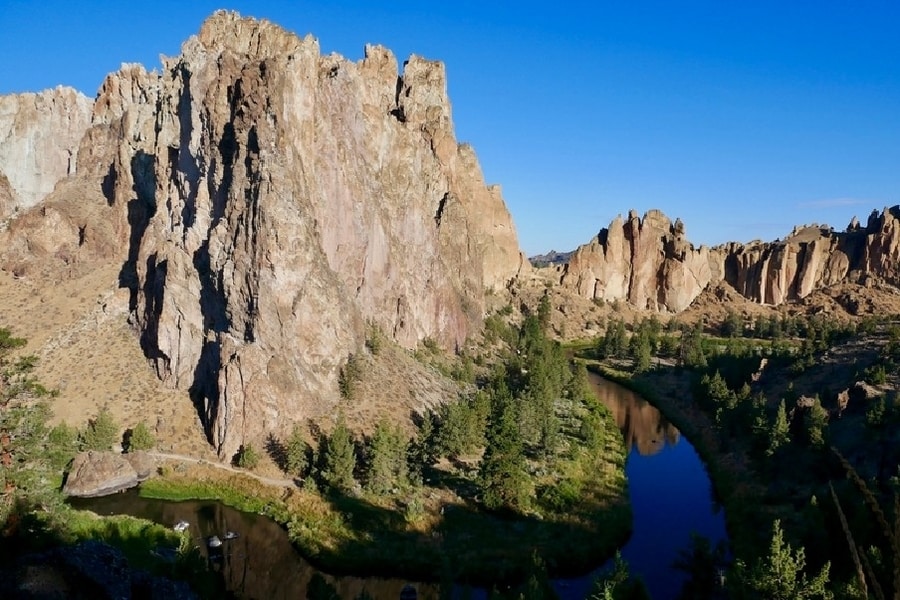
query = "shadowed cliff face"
xmin=559 ymin=206 xmax=900 ymax=312
xmin=0 ymin=11 xmax=525 ymax=460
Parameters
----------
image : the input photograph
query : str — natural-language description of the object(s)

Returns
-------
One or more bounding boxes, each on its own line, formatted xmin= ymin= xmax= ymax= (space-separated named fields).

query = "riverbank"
xmin=138 ymin=413 xmax=631 ymax=586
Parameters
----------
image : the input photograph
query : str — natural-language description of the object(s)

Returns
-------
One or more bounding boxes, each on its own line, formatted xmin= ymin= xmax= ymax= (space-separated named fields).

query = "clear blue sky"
xmin=2 ymin=1 xmax=898 ymax=255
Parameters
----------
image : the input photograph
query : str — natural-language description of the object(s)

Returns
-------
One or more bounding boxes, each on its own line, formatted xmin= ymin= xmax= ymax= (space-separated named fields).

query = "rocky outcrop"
xmin=559 ymin=209 xmax=713 ymax=312
xmin=62 ymin=451 xmax=155 ymax=497
xmin=560 ymin=206 xmax=900 ymax=311
xmin=0 ymin=86 xmax=93 ymax=219
xmin=0 ymin=11 xmax=524 ymax=460
xmin=721 ymin=208 xmax=900 ymax=305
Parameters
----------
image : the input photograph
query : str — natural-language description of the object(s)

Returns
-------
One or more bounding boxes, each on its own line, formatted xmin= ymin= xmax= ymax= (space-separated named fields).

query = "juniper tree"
xmin=323 ymin=415 xmax=356 ymax=492
xmin=479 ymin=379 xmax=530 ymax=511
xmin=285 ymin=423 xmax=309 ymax=477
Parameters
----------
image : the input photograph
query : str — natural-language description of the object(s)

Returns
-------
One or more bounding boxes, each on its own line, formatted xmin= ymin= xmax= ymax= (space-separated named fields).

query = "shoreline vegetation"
xmin=581 ymin=312 xmax=900 ymax=599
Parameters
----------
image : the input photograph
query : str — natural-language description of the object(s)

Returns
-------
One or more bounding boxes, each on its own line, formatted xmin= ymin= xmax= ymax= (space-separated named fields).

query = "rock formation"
xmin=0 ymin=86 xmax=93 ymax=220
xmin=559 ymin=206 xmax=900 ymax=312
xmin=62 ymin=451 xmax=155 ymax=497
xmin=720 ymin=208 xmax=900 ymax=305
xmin=0 ymin=11 xmax=525 ymax=460
xmin=559 ymin=209 xmax=714 ymax=312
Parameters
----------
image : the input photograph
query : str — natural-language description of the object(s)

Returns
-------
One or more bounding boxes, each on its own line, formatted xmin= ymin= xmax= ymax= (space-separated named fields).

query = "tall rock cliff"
xmin=720 ymin=208 xmax=900 ymax=305
xmin=559 ymin=207 xmax=900 ymax=312
xmin=0 ymin=11 xmax=525 ymax=460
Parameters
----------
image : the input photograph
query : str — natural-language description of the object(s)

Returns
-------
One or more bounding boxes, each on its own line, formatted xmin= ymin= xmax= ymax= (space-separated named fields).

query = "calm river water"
xmin=74 ymin=375 xmax=726 ymax=599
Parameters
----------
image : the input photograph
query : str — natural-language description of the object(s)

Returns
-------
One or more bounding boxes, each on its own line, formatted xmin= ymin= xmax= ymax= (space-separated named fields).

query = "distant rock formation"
xmin=560 ymin=206 xmax=900 ymax=311
xmin=559 ymin=209 xmax=713 ymax=312
xmin=720 ymin=208 xmax=900 ymax=305
xmin=0 ymin=11 xmax=525 ymax=460
xmin=0 ymin=86 xmax=92 ymax=220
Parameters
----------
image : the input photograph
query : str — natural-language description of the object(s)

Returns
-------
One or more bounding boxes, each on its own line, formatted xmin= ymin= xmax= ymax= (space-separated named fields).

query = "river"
xmin=571 ymin=373 xmax=728 ymax=600
xmin=73 ymin=375 xmax=726 ymax=599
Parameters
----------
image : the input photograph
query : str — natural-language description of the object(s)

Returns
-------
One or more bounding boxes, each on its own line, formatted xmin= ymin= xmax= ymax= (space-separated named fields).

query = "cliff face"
xmin=560 ymin=207 xmax=900 ymax=312
xmin=720 ymin=209 xmax=900 ymax=305
xmin=0 ymin=87 xmax=93 ymax=220
xmin=559 ymin=209 xmax=714 ymax=312
xmin=0 ymin=11 xmax=524 ymax=459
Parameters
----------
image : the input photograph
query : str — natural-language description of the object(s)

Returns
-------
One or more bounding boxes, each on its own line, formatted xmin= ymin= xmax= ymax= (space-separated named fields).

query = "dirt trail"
xmin=148 ymin=451 xmax=298 ymax=488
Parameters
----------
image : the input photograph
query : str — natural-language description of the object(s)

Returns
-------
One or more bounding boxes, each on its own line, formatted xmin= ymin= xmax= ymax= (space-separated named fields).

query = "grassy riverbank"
xmin=140 ymin=408 xmax=631 ymax=585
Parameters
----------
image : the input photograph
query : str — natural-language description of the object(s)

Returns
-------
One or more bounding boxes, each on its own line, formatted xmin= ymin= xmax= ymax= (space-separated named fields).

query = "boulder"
xmin=63 ymin=451 xmax=139 ymax=498
xmin=124 ymin=451 xmax=157 ymax=481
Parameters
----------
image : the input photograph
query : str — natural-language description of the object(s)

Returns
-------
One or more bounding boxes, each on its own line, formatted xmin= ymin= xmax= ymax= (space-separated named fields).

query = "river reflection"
xmin=70 ymin=492 xmax=440 ymax=600
xmin=574 ymin=373 xmax=728 ymax=600
xmin=591 ymin=374 xmax=681 ymax=456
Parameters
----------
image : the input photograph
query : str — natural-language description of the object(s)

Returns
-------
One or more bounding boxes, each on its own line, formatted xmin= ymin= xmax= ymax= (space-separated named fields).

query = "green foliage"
xmin=767 ymin=400 xmax=791 ymax=458
xmin=236 ymin=443 xmax=260 ymax=469
xmin=802 ymin=397 xmax=828 ymax=449
xmin=680 ymin=321 xmax=707 ymax=368
xmin=126 ymin=421 xmax=156 ymax=452
xmin=598 ymin=319 xmax=628 ymax=359
xmin=733 ymin=520 xmax=832 ymax=600
xmin=435 ymin=392 xmax=488 ymax=458
xmin=364 ymin=323 xmax=384 ymax=356
xmin=322 ymin=415 xmax=356 ymax=493
xmin=722 ymin=309 xmax=745 ymax=338
xmin=537 ymin=292 xmax=552 ymax=330
xmin=79 ymin=407 xmax=119 ymax=451
xmin=479 ymin=378 xmax=531 ymax=511
xmin=285 ymin=424 xmax=309 ymax=477
xmin=589 ymin=552 xmax=651 ymax=600
xmin=365 ymin=419 xmax=408 ymax=495
xmin=338 ymin=353 xmax=363 ymax=400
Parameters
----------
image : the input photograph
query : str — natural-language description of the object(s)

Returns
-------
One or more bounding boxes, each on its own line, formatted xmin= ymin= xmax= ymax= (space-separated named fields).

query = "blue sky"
xmin=2 ymin=1 xmax=897 ymax=255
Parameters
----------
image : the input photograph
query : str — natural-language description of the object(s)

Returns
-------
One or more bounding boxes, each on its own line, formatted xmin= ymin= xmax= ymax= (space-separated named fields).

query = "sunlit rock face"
xmin=0 ymin=86 xmax=93 ymax=220
xmin=559 ymin=206 xmax=900 ymax=311
xmin=559 ymin=209 xmax=714 ymax=313
xmin=0 ymin=11 xmax=525 ymax=460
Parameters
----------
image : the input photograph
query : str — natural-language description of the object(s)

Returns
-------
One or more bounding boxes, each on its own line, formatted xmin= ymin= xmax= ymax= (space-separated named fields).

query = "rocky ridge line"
xmin=558 ymin=207 xmax=900 ymax=311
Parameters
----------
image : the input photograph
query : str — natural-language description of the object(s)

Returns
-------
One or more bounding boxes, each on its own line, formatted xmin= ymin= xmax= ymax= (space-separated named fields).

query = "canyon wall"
xmin=0 ymin=11 xmax=525 ymax=460
xmin=559 ymin=207 xmax=900 ymax=311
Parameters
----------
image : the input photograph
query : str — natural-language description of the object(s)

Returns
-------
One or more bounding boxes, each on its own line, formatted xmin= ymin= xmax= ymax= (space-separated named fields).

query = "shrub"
xmin=125 ymin=421 xmax=156 ymax=452
xmin=236 ymin=443 xmax=260 ymax=470
xmin=79 ymin=408 xmax=119 ymax=451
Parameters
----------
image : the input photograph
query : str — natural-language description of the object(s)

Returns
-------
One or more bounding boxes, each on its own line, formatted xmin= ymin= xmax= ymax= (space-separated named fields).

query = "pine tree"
xmin=736 ymin=520 xmax=832 ymax=600
xmin=479 ymin=380 xmax=531 ymax=511
xmin=237 ymin=443 xmax=260 ymax=469
xmin=126 ymin=421 xmax=155 ymax=452
xmin=767 ymin=400 xmax=790 ymax=458
xmin=285 ymin=424 xmax=309 ymax=477
xmin=323 ymin=416 xmax=356 ymax=492
xmin=79 ymin=407 xmax=119 ymax=451
xmin=366 ymin=419 xmax=408 ymax=495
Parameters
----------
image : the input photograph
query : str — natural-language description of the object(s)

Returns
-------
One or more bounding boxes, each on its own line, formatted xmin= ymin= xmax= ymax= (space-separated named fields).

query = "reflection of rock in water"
xmin=71 ymin=492 xmax=440 ymax=599
xmin=588 ymin=373 xmax=680 ymax=456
